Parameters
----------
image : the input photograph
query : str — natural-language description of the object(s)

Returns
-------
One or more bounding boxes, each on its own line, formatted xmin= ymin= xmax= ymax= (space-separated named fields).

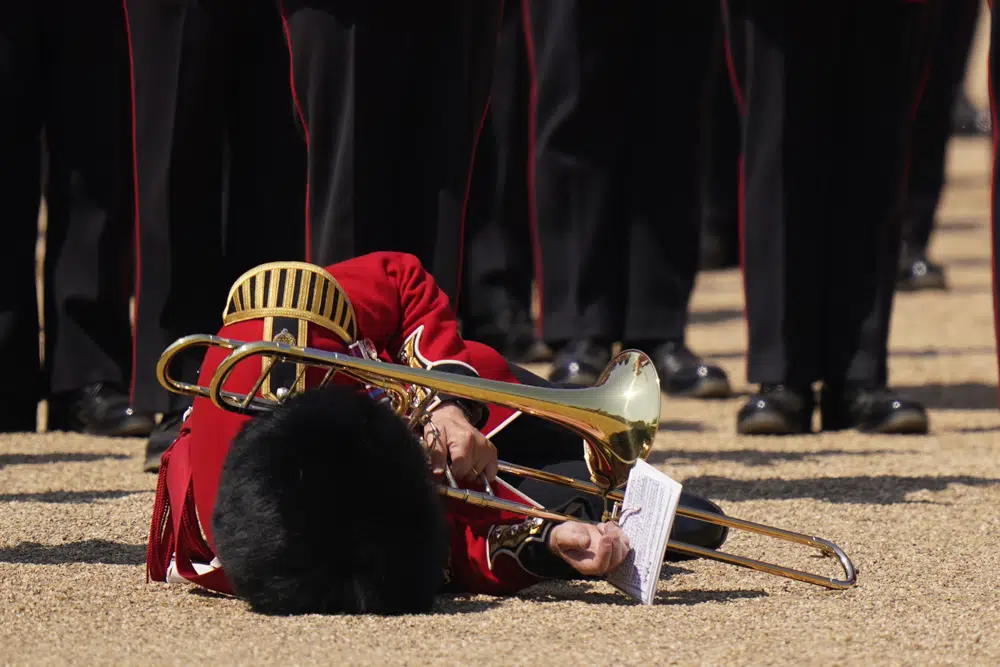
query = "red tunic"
xmin=146 ymin=252 xmax=541 ymax=597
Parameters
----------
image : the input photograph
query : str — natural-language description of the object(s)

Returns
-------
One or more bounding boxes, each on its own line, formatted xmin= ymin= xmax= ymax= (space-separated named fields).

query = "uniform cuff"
xmin=433 ymin=363 xmax=490 ymax=430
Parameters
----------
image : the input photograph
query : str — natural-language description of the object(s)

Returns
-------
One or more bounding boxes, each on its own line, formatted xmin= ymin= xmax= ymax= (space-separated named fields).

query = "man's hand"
xmin=548 ymin=521 xmax=632 ymax=576
xmin=424 ymin=403 xmax=497 ymax=483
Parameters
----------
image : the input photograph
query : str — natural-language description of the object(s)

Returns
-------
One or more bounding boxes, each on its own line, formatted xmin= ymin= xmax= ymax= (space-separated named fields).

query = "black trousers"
xmin=904 ymin=0 xmax=981 ymax=254
xmin=700 ymin=21 xmax=742 ymax=263
xmin=0 ymin=0 xmax=134 ymax=427
xmin=279 ymin=0 xmax=504 ymax=306
xmin=525 ymin=0 xmax=717 ymax=347
xmin=725 ymin=0 xmax=930 ymax=387
xmin=461 ymin=3 xmax=535 ymax=335
xmin=124 ymin=0 xmax=306 ymax=414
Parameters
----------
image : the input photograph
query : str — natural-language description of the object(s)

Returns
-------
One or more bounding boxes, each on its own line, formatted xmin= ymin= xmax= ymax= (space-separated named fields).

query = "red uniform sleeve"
xmin=329 ymin=252 xmax=480 ymax=376
xmin=438 ymin=482 xmax=577 ymax=595
xmin=444 ymin=514 xmax=547 ymax=595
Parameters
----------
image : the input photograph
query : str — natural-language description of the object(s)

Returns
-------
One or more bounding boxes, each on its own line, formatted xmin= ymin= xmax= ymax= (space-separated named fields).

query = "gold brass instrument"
xmin=157 ymin=334 xmax=858 ymax=591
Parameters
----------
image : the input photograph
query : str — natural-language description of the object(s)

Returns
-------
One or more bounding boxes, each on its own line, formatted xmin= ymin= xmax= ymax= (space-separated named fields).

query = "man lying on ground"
xmin=146 ymin=253 xmax=728 ymax=613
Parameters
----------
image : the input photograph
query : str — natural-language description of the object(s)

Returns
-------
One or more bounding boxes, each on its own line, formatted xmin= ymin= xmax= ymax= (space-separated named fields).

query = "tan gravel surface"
xmin=3 ymin=138 xmax=1000 ymax=666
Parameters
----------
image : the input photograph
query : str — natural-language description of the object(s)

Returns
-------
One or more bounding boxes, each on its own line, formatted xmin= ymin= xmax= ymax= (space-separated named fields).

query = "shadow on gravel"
xmin=0 ymin=489 xmax=147 ymax=503
xmin=705 ymin=347 xmax=996 ymax=361
xmin=0 ymin=539 xmax=146 ymax=565
xmin=689 ymin=308 xmax=744 ymax=326
xmin=658 ymin=421 xmax=705 ymax=433
xmin=893 ymin=382 xmax=998 ymax=410
xmin=936 ymin=217 xmax=982 ymax=232
xmin=432 ymin=598 xmax=505 ymax=615
xmin=681 ymin=474 xmax=1000 ymax=505
xmin=648 ymin=448 xmax=907 ymax=467
xmin=518 ymin=585 xmax=767 ymax=607
xmin=0 ymin=452 xmax=130 ymax=469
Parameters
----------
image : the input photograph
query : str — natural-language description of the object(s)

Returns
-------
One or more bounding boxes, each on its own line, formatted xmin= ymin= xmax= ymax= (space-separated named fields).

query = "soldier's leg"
xmin=0 ymin=3 xmax=43 ymax=431
xmin=524 ymin=0 xmax=633 ymax=384
xmin=44 ymin=0 xmax=152 ymax=436
xmin=724 ymin=0 xmax=840 ymax=434
xmin=124 ymin=0 xmax=234 ymax=419
xmin=461 ymin=5 xmax=541 ymax=361
xmin=819 ymin=1 xmax=931 ymax=434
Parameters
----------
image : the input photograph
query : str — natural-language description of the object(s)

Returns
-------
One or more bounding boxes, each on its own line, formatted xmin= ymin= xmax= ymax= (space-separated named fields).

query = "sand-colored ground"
xmin=3 ymin=136 xmax=1000 ymax=665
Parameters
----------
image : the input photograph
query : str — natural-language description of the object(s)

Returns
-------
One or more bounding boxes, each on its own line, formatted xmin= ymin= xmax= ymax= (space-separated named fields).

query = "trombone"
xmin=157 ymin=334 xmax=858 ymax=591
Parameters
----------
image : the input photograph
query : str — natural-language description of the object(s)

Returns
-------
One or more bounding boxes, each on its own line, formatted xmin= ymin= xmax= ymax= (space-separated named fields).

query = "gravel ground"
xmin=2 ymin=138 xmax=999 ymax=666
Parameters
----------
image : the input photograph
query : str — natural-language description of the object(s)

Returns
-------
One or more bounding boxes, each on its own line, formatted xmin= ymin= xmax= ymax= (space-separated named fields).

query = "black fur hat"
xmin=211 ymin=386 xmax=448 ymax=616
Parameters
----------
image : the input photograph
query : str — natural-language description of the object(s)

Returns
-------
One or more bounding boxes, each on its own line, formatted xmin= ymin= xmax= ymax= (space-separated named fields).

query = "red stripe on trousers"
xmin=277 ymin=0 xmax=312 ymax=262
xmin=520 ymin=0 xmax=544 ymax=339
xmin=122 ymin=0 xmax=142 ymax=404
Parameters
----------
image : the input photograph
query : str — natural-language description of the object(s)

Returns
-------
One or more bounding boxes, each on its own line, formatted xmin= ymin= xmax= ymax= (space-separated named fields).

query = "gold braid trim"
xmin=486 ymin=517 xmax=551 ymax=571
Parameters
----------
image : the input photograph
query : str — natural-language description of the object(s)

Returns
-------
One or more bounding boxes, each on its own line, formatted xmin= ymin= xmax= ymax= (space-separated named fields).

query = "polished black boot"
xmin=820 ymin=385 xmax=929 ymax=434
xmin=897 ymin=249 xmax=947 ymax=291
xmin=143 ymin=410 xmax=186 ymax=472
xmin=737 ymin=384 xmax=815 ymax=435
xmin=666 ymin=491 xmax=730 ymax=562
xmin=952 ymin=91 xmax=991 ymax=137
xmin=47 ymin=383 xmax=155 ymax=437
xmin=548 ymin=339 xmax=612 ymax=386
xmin=643 ymin=341 xmax=731 ymax=399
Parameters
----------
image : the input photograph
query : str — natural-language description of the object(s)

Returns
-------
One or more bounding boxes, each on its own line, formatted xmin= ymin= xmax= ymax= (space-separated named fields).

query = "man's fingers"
xmin=484 ymin=455 xmax=498 ymax=484
xmin=556 ymin=526 xmax=591 ymax=553
xmin=608 ymin=535 xmax=629 ymax=571
xmin=425 ymin=426 xmax=448 ymax=475
xmin=447 ymin=435 xmax=473 ymax=479
xmin=470 ymin=433 xmax=495 ymax=482
xmin=591 ymin=535 xmax=614 ymax=572
xmin=602 ymin=521 xmax=632 ymax=550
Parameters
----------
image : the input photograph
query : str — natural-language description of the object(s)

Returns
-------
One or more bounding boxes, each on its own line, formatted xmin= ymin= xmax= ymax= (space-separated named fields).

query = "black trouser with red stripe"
xmin=724 ymin=0 xmax=930 ymax=388
xmin=278 ymin=0 xmax=503 ymax=305
xmin=904 ymin=0 xmax=980 ymax=254
xmin=0 ymin=0 xmax=134 ymax=429
xmin=700 ymin=22 xmax=742 ymax=266
xmin=523 ymin=0 xmax=717 ymax=348
xmin=461 ymin=4 xmax=535 ymax=337
xmin=124 ymin=0 xmax=306 ymax=415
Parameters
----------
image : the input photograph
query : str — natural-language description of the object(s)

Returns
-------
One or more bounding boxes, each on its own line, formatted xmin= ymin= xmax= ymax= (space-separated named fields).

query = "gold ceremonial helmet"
xmin=222 ymin=261 xmax=358 ymax=346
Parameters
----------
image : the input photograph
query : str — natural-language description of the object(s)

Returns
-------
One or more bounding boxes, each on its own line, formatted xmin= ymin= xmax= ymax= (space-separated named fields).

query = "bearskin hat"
xmin=211 ymin=386 xmax=448 ymax=615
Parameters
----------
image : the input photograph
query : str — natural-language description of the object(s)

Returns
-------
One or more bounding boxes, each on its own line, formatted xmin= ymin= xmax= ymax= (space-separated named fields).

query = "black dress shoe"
xmin=897 ymin=251 xmax=947 ymax=292
xmin=548 ymin=339 xmax=611 ymax=386
xmin=644 ymin=341 xmax=731 ymax=398
xmin=737 ymin=384 xmax=814 ymax=435
xmin=952 ymin=92 xmax=991 ymax=137
xmin=47 ymin=383 xmax=155 ymax=437
xmin=144 ymin=410 xmax=186 ymax=473
xmin=820 ymin=385 xmax=928 ymax=434
xmin=666 ymin=492 xmax=730 ymax=562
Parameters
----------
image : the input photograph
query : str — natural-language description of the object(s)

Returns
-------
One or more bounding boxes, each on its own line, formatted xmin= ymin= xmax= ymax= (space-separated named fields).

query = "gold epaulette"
xmin=222 ymin=261 xmax=357 ymax=344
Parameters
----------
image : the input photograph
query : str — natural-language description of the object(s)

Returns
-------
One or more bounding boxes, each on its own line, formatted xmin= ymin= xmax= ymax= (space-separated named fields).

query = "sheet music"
xmin=606 ymin=459 xmax=684 ymax=605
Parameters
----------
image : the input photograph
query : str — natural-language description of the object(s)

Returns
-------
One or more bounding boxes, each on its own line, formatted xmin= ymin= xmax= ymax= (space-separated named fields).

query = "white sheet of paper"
xmin=605 ymin=459 xmax=684 ymax=605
